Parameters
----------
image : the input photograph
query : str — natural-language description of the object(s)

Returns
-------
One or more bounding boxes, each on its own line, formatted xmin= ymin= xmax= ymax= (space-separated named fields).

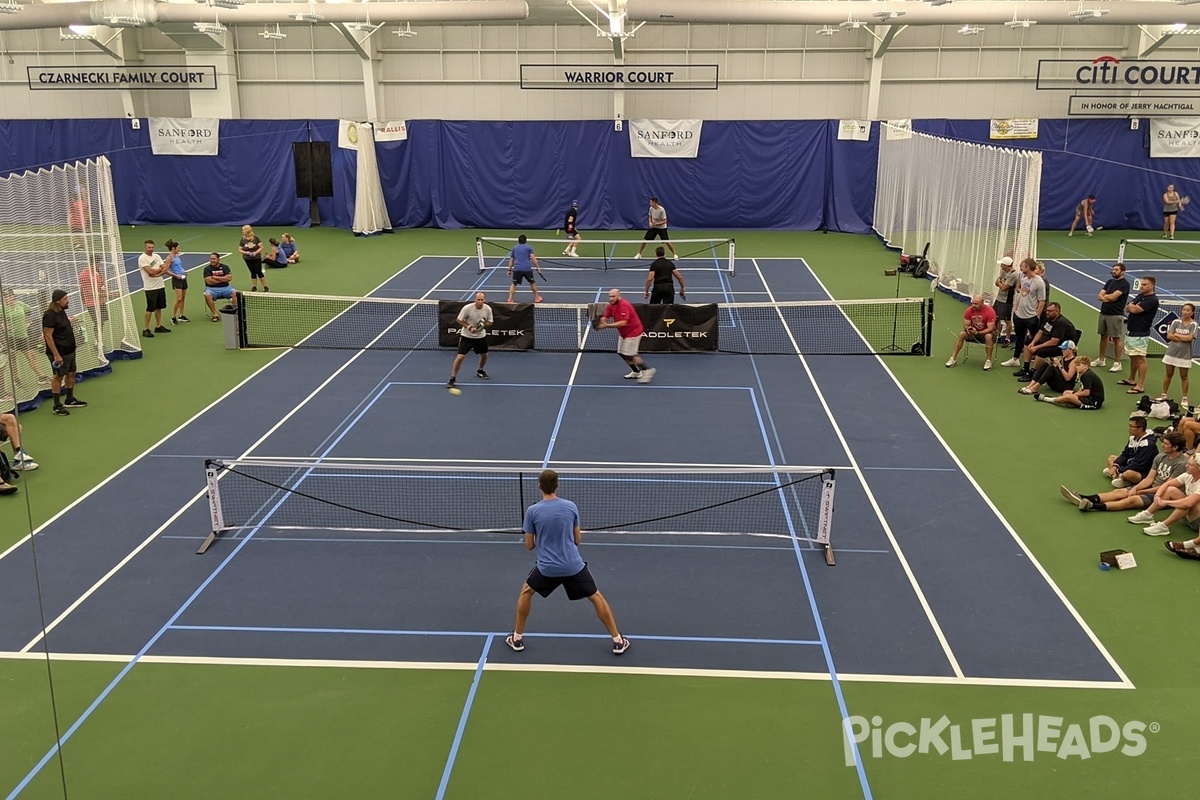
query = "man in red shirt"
xmin=597 ymin=288 xmax=655 ymax=383
xmin=945 ymin=294 xmax=997 ymax=371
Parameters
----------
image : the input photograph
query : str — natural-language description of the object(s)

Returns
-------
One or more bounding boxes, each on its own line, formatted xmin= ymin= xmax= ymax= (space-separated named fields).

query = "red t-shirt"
xmin=79 ymin=268 xmax=104 ymax=308
xmin=964 ymin=304 xmax=996 ymax=333
xmin=607 ymin=298 xmax=643 ymax=339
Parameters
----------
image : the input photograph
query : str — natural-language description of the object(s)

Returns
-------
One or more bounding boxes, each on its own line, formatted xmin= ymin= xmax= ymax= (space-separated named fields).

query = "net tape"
xmin=476 ymin=236 xmax=736 ymax=275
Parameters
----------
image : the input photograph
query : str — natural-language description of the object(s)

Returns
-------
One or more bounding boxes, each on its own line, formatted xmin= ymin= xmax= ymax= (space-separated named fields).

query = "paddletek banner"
xmin=636 ymin=303 xmax=718 ymax=352
xmin=438 ymin=301 xmax=534 ymax=350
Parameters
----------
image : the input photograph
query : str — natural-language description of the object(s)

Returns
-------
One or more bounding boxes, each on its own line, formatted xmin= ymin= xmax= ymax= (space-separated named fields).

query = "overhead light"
xmin=59 ymin=26 xmax=94 ymax=41
xmin=927 ymin=0 xmax=954 ymax=6
xmin=1068 ymin=8 xmax=1108 ymax=21
xmin=291 ymin=12 xmax=324 ymax=22
xmin=1005 ymin=18 xmax=1037 ymax=29
xmin=105 ymin=15 xmax=148 ymax=27
xmin=204 ymin=0 xmax=243 ymax=8
xmin=873 ymin=10 xmax=905 ymax=21
xmin=1179 ymin=0 xmax=1200 ymax=6
xmin=394 ymin=22 xmax=417 ymax=37
xmin=345 ymin=22 xmax=380 ymax=32
xmin=958 ymin=24 xmax=984 ymax=35
xmin=194 ymin=21 xmax=226 ymax=34
xmin=839 ymin=18 xmax=866 ymax=30
xmin=259 ymin=24 xmax=286 ymax=40
xmin=0 ymin=3 xmax=22 ymax=14
xmin=1167 ymin=22 xmax=1189 ymax=32
xmin=816 ymin=25 xmax=838 ymax=37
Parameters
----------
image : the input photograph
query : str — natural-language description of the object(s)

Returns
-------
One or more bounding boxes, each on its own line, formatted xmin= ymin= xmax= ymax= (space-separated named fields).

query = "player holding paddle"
xmin=506 ymin=234 xmax=544 ymax=304
xmin=1164 ymin=183 xmax=1188 ymax=240
xmin=1068 ymin=194 xmax=1096 ymax=237
xmin=447 ymin=292 xmax=492 ymax=394
xmin=562 ymin=200 xmax=581 ymax=257
xmin=597 ymin=288 xmax=655 ymax=383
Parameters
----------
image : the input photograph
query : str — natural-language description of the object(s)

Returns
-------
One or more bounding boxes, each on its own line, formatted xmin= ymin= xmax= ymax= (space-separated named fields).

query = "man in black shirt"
xmin=1015 ymin=302 xmax=1074 ymax=380
xmin=643 ymin=246 xmax=686 ymax=304
xmin=42 ymin=288 xmax=86 ymax=416
xmin=561 ymin=200 xmax=581 ymax=257
xmin=1095 ymin=262 xmax=1130 ymax=374
xmin=1118 ymin=276 xmax=1160 ymax=394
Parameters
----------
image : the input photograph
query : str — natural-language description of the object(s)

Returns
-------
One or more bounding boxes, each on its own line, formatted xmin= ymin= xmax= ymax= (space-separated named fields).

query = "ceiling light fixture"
xmin=194 ymin=21 xmax=226 ymax=34
xmin=816 ymin=25 xmax=838 ymax=37
xmin=259 ymin=23 xmax=286 ymax=40
xmin=958 ymin=24 xmax=984 ymax=35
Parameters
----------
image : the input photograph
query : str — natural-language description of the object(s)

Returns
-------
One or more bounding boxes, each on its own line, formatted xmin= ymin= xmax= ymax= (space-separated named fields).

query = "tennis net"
xmin=199 ymin=459 xmax=838 ymax=563
xmin=476 ymin=235 xmax=736 ymax=275
xmin=1118 ymin=238 xmax=1200 ymax=271
xmin=235 ymin=292 xmax=933 ymax=356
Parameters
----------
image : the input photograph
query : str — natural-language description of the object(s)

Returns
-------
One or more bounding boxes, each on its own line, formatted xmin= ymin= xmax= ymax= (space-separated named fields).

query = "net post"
xmin=728 ymin=238 xmax=736 ymax=277
xmin=475 ymin=237 xmax=486 ymax=275
xmin=197 ymin=459 xmax=227 ymax=555
xmin=818 ymin=469 xmax=836 ymax=566
xmin=922 ymin=296 xmax=934 ymax=357
xmin=235 ymin=293 xmax=247 ymax=348
xmin=1117 ymin=239 xmax=1127 ymax=263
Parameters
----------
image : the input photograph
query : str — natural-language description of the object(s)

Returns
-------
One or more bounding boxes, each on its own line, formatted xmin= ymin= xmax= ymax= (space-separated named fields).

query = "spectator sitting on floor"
xmin=264 ymin=238 xmax=290 ymax=269
xmin=1126 ymin=452 xmax=1200 ymax=536
xmin=279 ymin=233 xmax=300 ymax=264
xmin=1038 ymin=355 xmax=1105 ymax=409
xmin=1019 ymin=339 xmax=1076 ymax=396
xmin=1177 ymin=415 xmax=1200 ymax=452
xmin=1014 ymin=302 xmax=1074 ymax=381
xmin=945 ymin=294 xmax=996 ymax=370
xmin=1063 ymin=431 xmax=1187 ymax=511
xmin=1103 ymin=415 xmax=1158 ymax=488
xmin=0 ymin=411 xmax=37 ymax=471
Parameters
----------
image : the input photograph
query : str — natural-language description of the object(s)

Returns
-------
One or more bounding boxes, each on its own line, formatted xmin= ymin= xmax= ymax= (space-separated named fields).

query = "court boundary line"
xmin=817 ymin=258 xmax=1135 ymax=689
xmin=0 ymin=650 xmax=1131 ymax=689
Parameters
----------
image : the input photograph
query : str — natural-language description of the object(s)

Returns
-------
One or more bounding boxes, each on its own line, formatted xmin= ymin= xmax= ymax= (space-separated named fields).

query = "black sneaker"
xmin=178 ymin=315 xmax=190 ymax=323
xmin=63 ymin=397 xmax=87 ymax=408
xmin=505 ymin=634 xmax=525 ymax=652
xmin=154 ymin=326 xmax=172 ymax=333
xmin=171 ymin=317 xmax=178 ymax=325
xmin=447 ymin=377 xmax=456 ymax=388
xmin=476 ymin=370 xmax=489 ymax=380
xmin=53 ymin=405 xmax=69 ymax=416
xmin=612 ymin=637 xmax=631 ymax=655
xmin=142 ymin=329 xmax=154 ymax=338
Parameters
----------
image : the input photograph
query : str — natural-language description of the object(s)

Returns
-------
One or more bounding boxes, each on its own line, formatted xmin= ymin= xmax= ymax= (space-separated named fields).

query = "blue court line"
xmin=859 ymin=466 xmax=959 ymax=472
xmin=435 ymin=634 xmax=493 ymax=800
xmin=542 ymin=288 xmax=605 ymax=466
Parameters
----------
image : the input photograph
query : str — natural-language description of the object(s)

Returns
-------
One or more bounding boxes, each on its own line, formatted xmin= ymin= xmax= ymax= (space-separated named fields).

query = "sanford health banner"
xmin=628 ymin=119 xmax=703 ymax=158
xmin=438 ymin=300 xmax=535 ymax=350
xmin=149 ymin=118 xmax=219 ymax=156
xmin=636 ymin=303 xmax=718 ymax=352
xmin=1150 ymin=118 xmax=1200 ymax=158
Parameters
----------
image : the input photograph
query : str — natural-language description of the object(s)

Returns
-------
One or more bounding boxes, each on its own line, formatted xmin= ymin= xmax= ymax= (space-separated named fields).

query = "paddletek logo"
xmin=843 ymin=714 xmax=1155 ymax=766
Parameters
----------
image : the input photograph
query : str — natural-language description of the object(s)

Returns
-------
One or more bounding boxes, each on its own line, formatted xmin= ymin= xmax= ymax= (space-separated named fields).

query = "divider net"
xmin=199 ymin=459 xmax=839 ymax=564
xmin=476 ymin=235 xmax=736 ymax=275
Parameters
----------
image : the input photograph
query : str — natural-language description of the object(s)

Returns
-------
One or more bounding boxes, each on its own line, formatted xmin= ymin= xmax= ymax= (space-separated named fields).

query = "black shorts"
xmin=1165 ymin=211 xmax=1179 ymax=218
xmin=1079 ymin=397 xmax=1103 ymax=410
xmin=145 ymin=287 xmax=167 ymax=312
xmin=649 ymin=285 xmax=674 ymax=304
xmin=47 ymin=350 xmax=76 ymax=377
xmin=511 ymin=271 xmax=536 ymax=285
xmin=171 ymin=277 xmax=188 ymax=291
xmin=244 ymin=258 xmax=265 ymax=279
xmin=643 ymin=228 xmax=669 ymax=241
xmin=525 ymin=564 xmax=597 ymax=600
xmin=993 ymin=301 xmax=1013 ymax=321
xmin=457 ymin=336 xmax=488 ymax=356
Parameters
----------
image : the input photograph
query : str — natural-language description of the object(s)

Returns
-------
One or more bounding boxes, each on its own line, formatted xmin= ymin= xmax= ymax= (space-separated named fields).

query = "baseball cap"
xmin=998 ymin=256 xmax=1014 ymax=266
xmin=51 ymin=289 xmax=68 ymax=302
xmin=572 ymin=200 xmax=579 ymax=207
xmin=1059 ymin=339 xmax=1076 ymax=351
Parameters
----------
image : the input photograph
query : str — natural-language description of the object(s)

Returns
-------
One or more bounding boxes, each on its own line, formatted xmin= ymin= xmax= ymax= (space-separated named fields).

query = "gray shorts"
xmin=1098 ymin=315 xmax=1124 ymax=339
xmin=1187 ymin=515 xmax=1200 ymax=532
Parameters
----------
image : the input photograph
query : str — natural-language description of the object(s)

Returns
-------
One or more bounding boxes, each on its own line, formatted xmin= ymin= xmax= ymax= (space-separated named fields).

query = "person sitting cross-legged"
xmin=1035 ymin=355 xmax=1106 ymax=409
xmin=1019 ymin=339 xmax=1076 ymax=397
xmin=1102 ymin=415 xmax=1158 ymax=488
xmin=1063 ymin=431 xmax=1187 ymax=512
xmin=1127 ymin=452 xmax=1200 ymax=536
xmin=945 ymin=294 xmax=996 ymax=371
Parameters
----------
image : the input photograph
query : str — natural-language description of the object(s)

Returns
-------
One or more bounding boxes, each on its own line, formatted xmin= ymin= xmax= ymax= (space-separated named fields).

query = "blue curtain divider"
xmin=1 ymin=118 xmax=1196 ymax=234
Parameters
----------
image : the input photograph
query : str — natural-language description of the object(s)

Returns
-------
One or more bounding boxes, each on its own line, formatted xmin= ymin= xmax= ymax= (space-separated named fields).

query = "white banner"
xmin=338 ymin=119 xmax=363 ymax=150
xmin=148 ymin=118 xmax=219 ymax=156
xmin=375 ymin=120 xmax=408 ymax=142
xmin=628 ymin=119 xmax=703 ymax=158
xmin=837 ymin=120 xmax=870 ymax=141
xmin=1151 ymin=118 xmax=1200 ymax=158
xmin=990 ymin=118 xmax=1039 ymax=140
xmin=885 ymin=120 xmax=912 ymax=140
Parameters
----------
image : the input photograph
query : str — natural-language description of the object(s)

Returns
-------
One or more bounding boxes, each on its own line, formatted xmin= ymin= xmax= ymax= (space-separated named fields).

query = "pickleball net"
xmin=199 ymin=459 xmax=839 ymax=564
xmin=476 ymin=235 xmax=736 ymax=275
xmin=234 ymin=291 xmax=933 ymax=356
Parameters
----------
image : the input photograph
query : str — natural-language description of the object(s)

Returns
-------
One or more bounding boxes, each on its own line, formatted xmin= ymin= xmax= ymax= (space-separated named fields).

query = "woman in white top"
xmin=1161 ymin=302 xmax=1198 ymax=407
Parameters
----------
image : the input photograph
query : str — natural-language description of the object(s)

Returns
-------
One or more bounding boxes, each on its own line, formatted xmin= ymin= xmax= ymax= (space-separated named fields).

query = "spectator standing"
xmin=239 ymin=224 xmax=268 ymax=293
xmin=1001 ymin=258 xmax=1045 ymax=369
xmin=1095 ymin=263 xmax=1130 ymax=374
xmin=137 ymin=239 xmax=172 ymax=338
xmin=42 ymin=289 xmax=86 ymax=416
xmin=1160 ymin=302 xmax=1198 ymax=407
xmin=1117 ymin=276 xmax=1159 ymax=395
xmin=993 ymin=256 xmax=1018 ymax=346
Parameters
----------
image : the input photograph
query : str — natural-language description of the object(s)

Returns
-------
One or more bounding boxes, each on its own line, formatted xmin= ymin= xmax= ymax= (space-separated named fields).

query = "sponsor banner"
xmin=1154 ymin=311 xmax=1179 ymax=344
xmin=374 ymin=120 xmax=408 ymax=142
xmin=635 ymin=303 xmax=718 ymax=352
xmin=837 ymin=120 xmax=870 ymax=142
xmin=990 ymin=119 xmax=1038 ymax=140
xmin=629 ymin=119 xmax=703 ymax=159
xmin=1150 ymin=118 xmax=1200 ymax=158
xmin=1038 ymin=57 xmax=1200 ymax=92
xmin=437 ymin=301 xmax=535 ymax=350
xmin=28 ymin=65 xmax=217 ymax=91
xmin=338 ymin=119 xmax=363 ymax=151
xmin=1070 ymin=95 xmax=1200 ymax=117
xmin=885 ymin=120 xmax=912 ymax=140
xmin=520 ymin=64 xmax=718 ymax=90
xmin=149 ymin=118 xmax=219 ymax=156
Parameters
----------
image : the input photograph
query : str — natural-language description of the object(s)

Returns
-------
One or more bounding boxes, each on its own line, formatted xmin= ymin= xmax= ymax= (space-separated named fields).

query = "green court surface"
xmin=2 ymin=226 xmax=1194 ymax=799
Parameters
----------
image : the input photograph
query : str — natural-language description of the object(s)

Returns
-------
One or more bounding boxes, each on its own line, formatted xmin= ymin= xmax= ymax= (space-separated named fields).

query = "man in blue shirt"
xmin=506 ymin=469 xmax=630 ymax=655
xmin=506 ymin=234 xmax=543 ymax=304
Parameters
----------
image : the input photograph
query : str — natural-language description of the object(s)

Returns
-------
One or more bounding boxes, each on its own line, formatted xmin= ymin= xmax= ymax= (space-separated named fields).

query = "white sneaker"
xmin=1112 ymin=478 xmax=1131 ymax=489
xmin=569 ymin=251 xmax=579 ymax=258
xmin=1068 ymin=232 xmax=1074 ymax=237
xmin=12 ymin=455 xmax=37 ymax=471
xmin=562 ymin=249 xmax=570 ymax=256
xmin=1001 ymin=357 xmax=1020 ymax=367
xmin=637 ymin=367 xmax=657 ymax=384
xmin=983 ymin=359 xmax=993 ymax=371
xmin=1094 ymin=358 xmax=1107 ymax=367
xmin=1127 ymin=510 xmax=1155 ymax=525
xmin=1144 ymin=522 xmax=1171 ymax=536
xmin=672 ymin=253 xmax=679 ymax=260
xmin=945 ymin=358 xmax=957 ymax=368
xmin=1109 ymin=362 xmax=1123 ymax=373
xmin=623 ymin=371 xmax=639 ymax=379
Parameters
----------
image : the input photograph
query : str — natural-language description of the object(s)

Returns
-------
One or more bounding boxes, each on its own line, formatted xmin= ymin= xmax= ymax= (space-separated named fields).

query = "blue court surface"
xmin=1050 ymin=239 xmax=1200 ymax=322
xmin=0 ymin=253 xmax=1130 ymax=704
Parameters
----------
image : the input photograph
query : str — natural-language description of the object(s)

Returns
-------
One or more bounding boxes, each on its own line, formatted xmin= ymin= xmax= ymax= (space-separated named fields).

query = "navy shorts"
xmin=511 ymin=271 xmax=537 ymax=285
xmin=457 ymin=336 xmax=488 ymax=356
xmin=525 ymin=564 xmax=598 ymax=600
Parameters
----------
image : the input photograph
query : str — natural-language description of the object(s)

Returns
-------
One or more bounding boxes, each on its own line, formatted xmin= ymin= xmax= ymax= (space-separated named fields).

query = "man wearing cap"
xmin=562 ymin=200 xmax=581 ymax=257
xmin=1095 ymin=262 xmax=1130 ymax=374
xmin=42 ymin=289 xmax=86 ymax=416
xmin=945 ymin=294 xmax=996 ymax=370
xmin=1001 ymin=258 xmax=1045 ymax=370
xmin=1018 ymin=338 xmax=1078 ymax=397
xmin=993 ymin=256 xmax=1018 ymax=346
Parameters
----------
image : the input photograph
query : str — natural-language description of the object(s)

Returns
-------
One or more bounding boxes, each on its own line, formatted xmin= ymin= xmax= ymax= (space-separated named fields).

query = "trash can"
xmin=220 ymin=308 xmax=239 ymax=350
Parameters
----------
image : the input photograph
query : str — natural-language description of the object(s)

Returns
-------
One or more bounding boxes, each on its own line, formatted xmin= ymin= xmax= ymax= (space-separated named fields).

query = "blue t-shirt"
xmin=279 ymin=240 xmax=297 ymax=259
xmin=523 ymin=498 xmax=585 ymax=578
xmin=510 ymin=243 xmax=534 ymax=272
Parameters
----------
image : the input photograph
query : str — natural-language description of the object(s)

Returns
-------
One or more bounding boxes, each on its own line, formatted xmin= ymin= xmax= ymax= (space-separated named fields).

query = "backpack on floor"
xmin=0 ymin=452 xmax=19 ymax=484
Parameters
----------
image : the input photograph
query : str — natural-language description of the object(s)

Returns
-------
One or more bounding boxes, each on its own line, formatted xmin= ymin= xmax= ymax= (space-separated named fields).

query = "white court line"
xmin=752 ymin=258 xmax=965 ymax=679
xmin=17 ymin=256 xmax=467 ymax=653
xmin=818 ymin=258 xmax=1135 ymax=689
xmin=0 ymin=650 xmax=1130 ymax=690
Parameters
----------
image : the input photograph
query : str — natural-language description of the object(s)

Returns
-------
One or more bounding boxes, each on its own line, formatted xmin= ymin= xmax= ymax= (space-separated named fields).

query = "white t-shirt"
xmin=138 ymin=253 xmax=165 ymax=290
xmin=458 ymin=303 xmax=493 ymax=339
xmin=1179 ymin=471 xmax=1200 ymax=495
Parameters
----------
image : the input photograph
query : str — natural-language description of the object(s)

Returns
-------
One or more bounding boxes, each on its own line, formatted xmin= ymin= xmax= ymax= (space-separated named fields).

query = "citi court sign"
xmin=1037 ymin=57 xmax=1200 ymax=91
xmin=842 ymin=714 xmax=1154 ymax=765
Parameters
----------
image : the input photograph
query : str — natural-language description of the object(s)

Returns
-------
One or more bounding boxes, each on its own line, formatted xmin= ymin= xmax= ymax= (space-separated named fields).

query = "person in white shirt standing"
xmin=137 ymin=239 xmax=172 ymax=339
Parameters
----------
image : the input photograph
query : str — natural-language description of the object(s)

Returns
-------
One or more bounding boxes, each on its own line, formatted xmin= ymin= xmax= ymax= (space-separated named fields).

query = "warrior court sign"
xmin=520 ymin=65 xmax=718 ymax=90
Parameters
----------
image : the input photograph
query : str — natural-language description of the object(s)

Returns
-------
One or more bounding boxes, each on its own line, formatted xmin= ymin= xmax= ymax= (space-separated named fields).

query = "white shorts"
xmin=1125 ymin=336 xmax=1149 ymax=357
xmin=617 ymin=336 xmax=640 ymax=358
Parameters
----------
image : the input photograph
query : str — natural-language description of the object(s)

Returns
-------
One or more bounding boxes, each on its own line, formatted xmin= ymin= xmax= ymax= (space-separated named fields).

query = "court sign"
xmin=1037 ymin=57 xmax=1200 ymax=92
xmin=1153 ymin=311 xmax=1179 ymax=344
xmin=28 ymin=65 xmax=217 ymax=90
xmin=1069 ymin=96 xmax=1200 ymax=117
xmin=520 ymin=64 xmax=718 ymax=90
